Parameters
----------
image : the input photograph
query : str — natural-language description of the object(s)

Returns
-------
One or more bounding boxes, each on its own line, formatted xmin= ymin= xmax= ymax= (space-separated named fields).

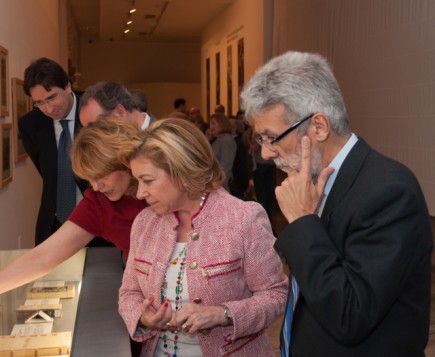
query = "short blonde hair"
xmin=71 ymin=116 xmax=140 ymax=194
xmin=119 ymin=118 xmax=224 ymax=199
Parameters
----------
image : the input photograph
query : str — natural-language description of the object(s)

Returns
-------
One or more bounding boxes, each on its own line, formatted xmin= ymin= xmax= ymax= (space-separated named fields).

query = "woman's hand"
xmin=171 ymin=303 xmax=227 ymax=335
xmin=139 ymin=296 xmax=173 ymax=330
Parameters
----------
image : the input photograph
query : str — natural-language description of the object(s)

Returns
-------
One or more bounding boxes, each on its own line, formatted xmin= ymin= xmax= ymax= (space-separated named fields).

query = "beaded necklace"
xmin=160 ymin=192 xmax=208 ymax=357
xmin=161 ymin=244 xmax=187 ymax=357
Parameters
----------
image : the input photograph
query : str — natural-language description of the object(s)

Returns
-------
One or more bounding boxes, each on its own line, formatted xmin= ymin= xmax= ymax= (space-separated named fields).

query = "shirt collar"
xmin=140 ymin=112 xmax=151 ymax=130
xmin=323 ymin=133 xmax=358 ymax=197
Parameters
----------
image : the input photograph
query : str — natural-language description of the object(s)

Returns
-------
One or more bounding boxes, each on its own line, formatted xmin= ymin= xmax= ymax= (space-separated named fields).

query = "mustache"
xmin=274 ymin=156 xmax=300 ymax=172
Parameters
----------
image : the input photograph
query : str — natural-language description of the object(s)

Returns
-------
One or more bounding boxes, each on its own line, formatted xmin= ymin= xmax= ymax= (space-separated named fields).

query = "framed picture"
xmin=206 ymin=57 xmax=210 ymax=117
xmin=12 ymin=78 xmax=30 ymax=162
xmin=227 ymin=45 xmax=233 ymax=116
xmin=0 ymin=123 xmax=12 ymax=188
xmin=237 ymin=38 xmax=244 ymax=98
xmin=0 ymin=46 xmax=9 ymax=117
xmin=216 ymin=52 xmax=221 ymax=105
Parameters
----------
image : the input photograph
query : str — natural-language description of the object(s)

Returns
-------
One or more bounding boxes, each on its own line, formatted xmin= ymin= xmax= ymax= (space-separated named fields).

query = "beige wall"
xmin=0 ymin=0 xmax=67 ymax=249
xmin=200 ymin=0 xmax=267 ymax=118
xmin=127 ymin=82 xmax=201 ymax=119
xmin=77 ymin=40 xmax=202 ymax=112
xmin=272 ymin=0 xmax=435 ymax=216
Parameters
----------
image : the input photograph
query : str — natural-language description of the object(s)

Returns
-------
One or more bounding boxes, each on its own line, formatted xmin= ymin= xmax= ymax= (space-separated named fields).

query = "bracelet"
xmin=134 ymin=324 xmax=151 ymax=338
xmin=223 ymin=305 xmax=233 ymax=325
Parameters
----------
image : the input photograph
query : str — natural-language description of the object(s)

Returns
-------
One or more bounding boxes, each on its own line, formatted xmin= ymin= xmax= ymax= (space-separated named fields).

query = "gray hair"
xmin=79 ymin=81 xmax=137 ymax=112
xmin=240 ymin=51 xmax=350 ymax=136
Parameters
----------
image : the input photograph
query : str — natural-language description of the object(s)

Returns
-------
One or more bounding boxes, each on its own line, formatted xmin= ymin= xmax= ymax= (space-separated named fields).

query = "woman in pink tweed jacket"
xmin=118 ymin=118 xmax=288 ymax=357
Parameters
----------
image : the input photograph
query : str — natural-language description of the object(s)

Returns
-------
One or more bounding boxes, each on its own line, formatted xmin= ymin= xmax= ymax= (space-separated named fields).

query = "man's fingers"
xmin=299 ymin=136 xmax=312 ymax=178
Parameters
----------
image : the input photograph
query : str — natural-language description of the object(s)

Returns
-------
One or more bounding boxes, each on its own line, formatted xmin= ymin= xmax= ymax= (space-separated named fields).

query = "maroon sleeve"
xmin=68 ymin=189 xmax=104 ymax=237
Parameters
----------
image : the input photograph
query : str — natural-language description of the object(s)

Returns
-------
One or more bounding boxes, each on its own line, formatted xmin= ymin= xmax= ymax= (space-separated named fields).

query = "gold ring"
xmin=181 ymin=322 xmax=192 ymax=331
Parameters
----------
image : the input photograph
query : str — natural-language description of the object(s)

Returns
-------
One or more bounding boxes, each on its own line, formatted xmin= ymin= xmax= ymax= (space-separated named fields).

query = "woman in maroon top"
xmin=0 ymin=117 xmax=145 ymax=294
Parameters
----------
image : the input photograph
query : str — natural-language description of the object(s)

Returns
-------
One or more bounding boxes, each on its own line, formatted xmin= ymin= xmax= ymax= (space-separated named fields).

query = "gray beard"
xmin=274 ymin=145 xmax=322 ymax=183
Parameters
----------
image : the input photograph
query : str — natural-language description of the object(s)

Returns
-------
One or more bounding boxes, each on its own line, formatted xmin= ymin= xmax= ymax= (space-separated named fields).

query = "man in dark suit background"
xmin=19 ymin=58 xmax=87 ymax=245
xmin=241 ymin=51 xmax=433 ymax=356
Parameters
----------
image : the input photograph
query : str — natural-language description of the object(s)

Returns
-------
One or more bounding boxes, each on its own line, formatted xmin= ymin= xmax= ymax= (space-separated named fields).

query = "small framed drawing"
xmin=0 ymin=46 xmax=9 ymax=117
xmin=0 ymin=123 xmax=12 ymax=187
xmin=12 ymin=78 xmax=30 ymax=162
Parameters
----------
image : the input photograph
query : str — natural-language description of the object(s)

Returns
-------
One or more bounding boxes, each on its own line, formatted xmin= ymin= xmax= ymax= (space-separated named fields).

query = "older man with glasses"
xmin=19 ymin=57 xmax=88 ymax=245
xmin=241 ymin=51 xmax=433 ymax=357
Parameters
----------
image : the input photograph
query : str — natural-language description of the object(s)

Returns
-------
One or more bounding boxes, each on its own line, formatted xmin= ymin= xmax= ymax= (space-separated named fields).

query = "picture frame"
xmin=0 ymin=123 xmax=13 ymax=188
xmin=227 ymin=45 xmax=233 ymax=116
xmin=0 ymin=46 xmax=9 ymax=117
xmin=12 ymin=78 xmax=30 ymax=162
xmin=206 ymin=57 xmax=210 ymax=117
xmin=216 ymin=52 xmax=221 ymax=105
xmin=237 ymin=38 xmax=244 ymax=99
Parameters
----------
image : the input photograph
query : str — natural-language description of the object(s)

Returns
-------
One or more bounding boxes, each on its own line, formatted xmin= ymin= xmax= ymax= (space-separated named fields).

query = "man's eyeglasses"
xmin=254 ymin=113 xmax=315 ymax=148
xmin=33 ymin=92 xmax=60 ymax=108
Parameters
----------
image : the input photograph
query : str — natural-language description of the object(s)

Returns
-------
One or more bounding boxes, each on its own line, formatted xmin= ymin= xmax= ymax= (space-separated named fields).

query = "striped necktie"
xmin=280 ymin=276 xmax=300 ymax=357
xmin=56 ymin=119 xmax=76 ymax=223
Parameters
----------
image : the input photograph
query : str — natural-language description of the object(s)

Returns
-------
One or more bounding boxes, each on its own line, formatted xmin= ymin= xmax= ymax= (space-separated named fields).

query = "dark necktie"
xmin=56 ymin=119 xmax=76 ymax=223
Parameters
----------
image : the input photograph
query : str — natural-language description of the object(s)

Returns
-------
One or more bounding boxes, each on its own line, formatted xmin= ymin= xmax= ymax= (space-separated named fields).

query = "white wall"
xmin=0 ymin=0 xmax=67 ymax=248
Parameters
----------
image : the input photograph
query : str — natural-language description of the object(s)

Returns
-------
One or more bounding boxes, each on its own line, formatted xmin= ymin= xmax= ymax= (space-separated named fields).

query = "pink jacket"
xmin=119 ymin=188 xmax=288 ymax=357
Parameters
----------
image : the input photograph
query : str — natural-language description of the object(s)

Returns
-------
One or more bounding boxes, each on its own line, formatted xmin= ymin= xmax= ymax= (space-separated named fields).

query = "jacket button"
xmin=193 ymin=298 xmax=202 ymax=304
xmin=189 ymin=262 xmax=198 ymax=269
xmin=191 ymin=232 xmax=199 ymax=241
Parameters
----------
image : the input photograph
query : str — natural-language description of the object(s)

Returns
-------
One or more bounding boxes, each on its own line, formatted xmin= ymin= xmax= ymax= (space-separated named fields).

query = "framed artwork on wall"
xmin=216 ymin=52 xmax=221 ymax=105
xmin=0 ymin=46 xmax=9 ymax=117
xmin=206 ymin=57 xmax=210 ymax=118
xmin=237 ymin=38 xmax=244 ymax=99
xmin=12 ymin=78 xmax=30 ymax=162
xmin=0 ymin=123 xmax=13 ymax=188
xmin=227 ymin=45 xmax=233 ymax=116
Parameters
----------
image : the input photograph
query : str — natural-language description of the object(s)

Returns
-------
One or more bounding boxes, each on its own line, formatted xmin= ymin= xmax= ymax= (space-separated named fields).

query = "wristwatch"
xmin=223 ymin=305 xmax=233 ymax=325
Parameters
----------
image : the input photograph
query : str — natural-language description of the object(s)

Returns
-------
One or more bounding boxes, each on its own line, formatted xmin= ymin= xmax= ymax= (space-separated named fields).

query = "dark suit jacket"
xmin=19 ymin=93 xmax=88 ymax=245
xmin=275 ymin=138 xmax=433 ymax=357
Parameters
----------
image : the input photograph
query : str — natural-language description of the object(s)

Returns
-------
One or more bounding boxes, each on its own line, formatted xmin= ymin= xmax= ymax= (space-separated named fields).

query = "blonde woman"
xmin=118 ymin=118 xmax=288 ymax=357
xmin=0 ymin=117 xmax=145 ymax=294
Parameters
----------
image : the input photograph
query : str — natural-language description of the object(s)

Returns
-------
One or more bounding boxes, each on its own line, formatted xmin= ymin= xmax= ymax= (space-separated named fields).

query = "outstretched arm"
xmin=0 ymin=221 xmax=94 ymax=294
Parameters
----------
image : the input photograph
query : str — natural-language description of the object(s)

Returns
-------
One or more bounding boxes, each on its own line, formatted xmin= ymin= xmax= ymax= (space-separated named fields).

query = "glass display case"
xmin=0 ymin=247 xmax=131 ymax=356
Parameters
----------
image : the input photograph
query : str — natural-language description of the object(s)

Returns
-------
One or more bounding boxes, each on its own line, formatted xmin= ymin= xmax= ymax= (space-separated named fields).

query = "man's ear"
xmin=65 ymin=82 xmax=72 ymax=94
xmin=112 ymin=104 xmax=128 ymax=117
xmin=311 ymin=113 xmax=330 ymax=142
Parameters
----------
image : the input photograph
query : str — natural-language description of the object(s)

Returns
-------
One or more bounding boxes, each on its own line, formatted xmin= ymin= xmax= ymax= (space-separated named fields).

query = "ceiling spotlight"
xmin=127 ymin=19 xmax=133 ymax=25
xmin=129 ymin=1 xmax=137 ymax=14
xmin=124 ymin=28 xmax=130 ymax=34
